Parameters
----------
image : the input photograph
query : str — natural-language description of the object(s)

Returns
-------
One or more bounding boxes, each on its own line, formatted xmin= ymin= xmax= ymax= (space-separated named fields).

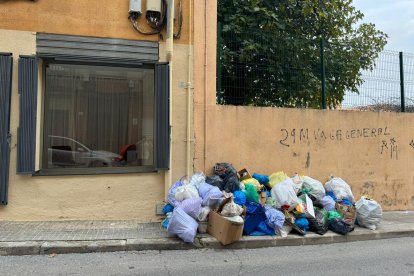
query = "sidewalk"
xmin=0 ymin=211 xmax=413 ymax=256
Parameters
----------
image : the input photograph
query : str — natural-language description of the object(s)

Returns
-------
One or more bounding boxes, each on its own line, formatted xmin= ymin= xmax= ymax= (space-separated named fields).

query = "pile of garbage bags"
xmin=162 ymin=163 xmax=383 ymax=244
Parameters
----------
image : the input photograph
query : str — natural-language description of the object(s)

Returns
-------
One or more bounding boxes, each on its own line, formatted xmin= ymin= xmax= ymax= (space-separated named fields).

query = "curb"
xmin=0 ymin=228 xmax=413 ymax=256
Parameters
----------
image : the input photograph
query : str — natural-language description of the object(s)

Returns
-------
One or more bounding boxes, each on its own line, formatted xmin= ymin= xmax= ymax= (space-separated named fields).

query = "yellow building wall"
xmin=0 ymin=0 xmax=190 ymax=44
xmin=0 ymin=0 xmax=194 ymax=221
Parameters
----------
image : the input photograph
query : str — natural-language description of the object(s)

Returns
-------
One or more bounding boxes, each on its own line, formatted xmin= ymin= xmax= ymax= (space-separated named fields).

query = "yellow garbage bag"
xmin=240 ymin=178 xmax=262 ymax=192
xmin=269 ymin=172 xmax=289 ymax=188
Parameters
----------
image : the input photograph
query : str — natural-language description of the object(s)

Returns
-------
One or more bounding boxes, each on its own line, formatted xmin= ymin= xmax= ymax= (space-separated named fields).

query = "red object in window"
xmin=116 ymin=144 xmax=137 ymax=162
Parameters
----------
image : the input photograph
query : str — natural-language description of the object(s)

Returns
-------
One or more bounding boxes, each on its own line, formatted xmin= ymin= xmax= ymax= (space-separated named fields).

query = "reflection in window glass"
xmin=43 ymin=63 xmax=154 ymax=169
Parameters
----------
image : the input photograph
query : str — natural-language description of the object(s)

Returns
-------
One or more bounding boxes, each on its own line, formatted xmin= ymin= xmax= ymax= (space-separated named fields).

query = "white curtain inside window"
xmin=43 ymin=64 xmax=154 ymax=168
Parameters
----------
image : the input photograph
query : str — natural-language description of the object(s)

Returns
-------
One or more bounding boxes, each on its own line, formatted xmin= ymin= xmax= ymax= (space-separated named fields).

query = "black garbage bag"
xmin=214 ymin=163 xmax=240 ymax=193
xmin=205 ymin=175 xmax=225 ymax=190
xmin=222 ymin=174 xmax=240 ymax=193
xmin=214 ymin=163 xmax=237 ymax=178
xmin=328 ymin=218 xmax=354 ymax=235
xmin=309 ymin=208 xmax=329 ymax=235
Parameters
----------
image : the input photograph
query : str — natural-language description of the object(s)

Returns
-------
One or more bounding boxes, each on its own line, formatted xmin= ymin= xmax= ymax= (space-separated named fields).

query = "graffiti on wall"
xmin=279 ymin=126 xmax=401 ymax=160
xmin=380 ymin=138 xmax=398 ymax=160
xmin=279 ymin=127 xmax=391 ymax=147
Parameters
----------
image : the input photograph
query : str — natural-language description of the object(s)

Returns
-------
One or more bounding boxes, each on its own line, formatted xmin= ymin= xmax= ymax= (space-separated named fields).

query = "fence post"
xmin=399 ymin=52 xmax=405 ymax=112
xmin=216 ymin=22 xmax=223 ymax=104
xmin=320 ymin=38 xmax=326 ymax=109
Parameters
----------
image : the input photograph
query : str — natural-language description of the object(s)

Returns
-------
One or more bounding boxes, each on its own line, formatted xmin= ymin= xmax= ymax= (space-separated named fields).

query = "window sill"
xmin=33 ymin=166 xmax=158 ymax=176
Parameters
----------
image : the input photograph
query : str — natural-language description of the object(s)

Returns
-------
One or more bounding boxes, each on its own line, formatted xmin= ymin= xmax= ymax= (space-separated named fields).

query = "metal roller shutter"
xmin=37 ymin=33 xmax=159 ymax=64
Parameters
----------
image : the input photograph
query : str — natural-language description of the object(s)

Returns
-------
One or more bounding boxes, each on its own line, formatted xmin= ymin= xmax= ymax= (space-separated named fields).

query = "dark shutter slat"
xmin=37 ymin=33 xmax=159 ymax=63
xmin=17 ymin=56 xmax=38 ymax=174
xmin=155 ymin=64 xmax=170 ymax=170
xmin=0 ymin=53 xmax=13 ymax=204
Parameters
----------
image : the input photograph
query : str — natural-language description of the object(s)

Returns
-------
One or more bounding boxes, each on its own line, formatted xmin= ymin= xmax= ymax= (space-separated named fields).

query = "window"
xmin=42 ymin=63 xmax=156 ymax=170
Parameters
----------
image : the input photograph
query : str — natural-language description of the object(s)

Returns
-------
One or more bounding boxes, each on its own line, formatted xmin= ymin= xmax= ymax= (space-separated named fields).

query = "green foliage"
xmin=218 ymin=0 xmax=388 ymax=108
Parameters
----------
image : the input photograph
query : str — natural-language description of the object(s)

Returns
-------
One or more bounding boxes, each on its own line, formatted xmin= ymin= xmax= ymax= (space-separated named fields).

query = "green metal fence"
xmin=217 ymin=26 xmax=414 ymax=112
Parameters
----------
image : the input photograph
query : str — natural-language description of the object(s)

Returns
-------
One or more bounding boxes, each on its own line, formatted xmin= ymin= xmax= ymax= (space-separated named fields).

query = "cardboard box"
xmin=335 ymin=203 xmax=357 ymax=225
xmin=238 ymin=168 xmax=252 ymax=181
xmin=207 ymin=211 xmax=244 ymax=245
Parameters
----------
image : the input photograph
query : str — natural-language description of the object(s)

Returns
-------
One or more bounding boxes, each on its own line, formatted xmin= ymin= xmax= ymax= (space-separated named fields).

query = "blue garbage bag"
xmin=295 ymin=217 xmax=309 ymax=233
xmin=162 ymin=203 xmax=174 ymax=215
xmin=339 ymin=199 xmax=352 ymax=206
xmin=161 ymin=218 xmax=169 ymax=229
xmin=252 ymin=173 xmax=270 ymax=185
xmin=244 ymin=202 xmax=266 ymax=235
xmin=234 ymin=191 xmax=246 ymax=206
xmin=326 ymin=191 xmax=337 ymax=202
xmin=249 ymin=221 xmax=275 ymax=236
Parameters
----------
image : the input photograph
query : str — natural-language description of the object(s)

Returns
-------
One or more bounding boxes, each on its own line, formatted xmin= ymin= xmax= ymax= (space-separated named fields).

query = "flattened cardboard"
xmin=303 ymin=194 xmax=315 ymax=219
xmin=207 ymin=211 xmax=244 ymax=245
xmin=335 ymin=203 xmax=357 ymax=225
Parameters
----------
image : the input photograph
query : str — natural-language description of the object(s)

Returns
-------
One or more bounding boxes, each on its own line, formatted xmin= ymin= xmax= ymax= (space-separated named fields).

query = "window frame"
xmin=35 ymin=58 xmax=159 ymax=176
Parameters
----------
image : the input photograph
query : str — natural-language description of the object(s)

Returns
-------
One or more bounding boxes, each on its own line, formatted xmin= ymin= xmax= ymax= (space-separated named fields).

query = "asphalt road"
xmin=0 ymin=237 xmax=413 ymax=276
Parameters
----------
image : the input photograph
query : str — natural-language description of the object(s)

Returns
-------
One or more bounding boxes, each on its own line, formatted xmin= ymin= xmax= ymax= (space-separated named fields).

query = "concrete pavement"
xmin=0 ymin=211 xmax=413 ymax=256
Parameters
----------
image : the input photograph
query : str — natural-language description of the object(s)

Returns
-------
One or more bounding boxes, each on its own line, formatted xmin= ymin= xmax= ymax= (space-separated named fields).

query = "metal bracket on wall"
xmin=179 ymin=81 xmax=193 ymax=89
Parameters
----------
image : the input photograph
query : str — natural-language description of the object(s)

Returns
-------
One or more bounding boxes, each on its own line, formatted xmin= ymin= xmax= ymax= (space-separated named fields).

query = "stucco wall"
xmin=0 ymin=20 xmax=193 ymax=220
xmin=0 ymin=0 xmax=191 ymax=44
xmin=202 ymin=106 xmax=414 ymax=210
xmin=193 ymin=0 xmax=216 ymax=172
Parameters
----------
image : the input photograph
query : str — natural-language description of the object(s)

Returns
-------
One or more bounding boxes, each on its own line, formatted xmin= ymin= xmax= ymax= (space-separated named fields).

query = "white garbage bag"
xmin=324 ymin=177 xmax=355 ymax=202
xmin=291 ymin=174 xmax=304 ymax=194
xmin=302 ymin=176 xmax=325 ymax=200
xmin=167 ymin=207 xmax=198 ymax=243
xmin=221 ymin=199 xmax=244 ymax=217
xmin=355 ymin=196 xmax=382 ymax=230
xmin=197 ymin=206 xmax=211 ymax=222
xmin=277 ymin=224 xmax=292 ymax=238
xmin=175 ymin=184 xmax=199 ymax=202
xmin=198 ymin=182 xmax=223 ymax=206
xmin=189 ymin=172 xmax=206 ymax=189
xmin=271 ymin=178 xmax=301 ymax=211
xmin=175 ymin=197 xmax=202 ymax=220
xmin=168 ymin=179 xmax=184 ymax=207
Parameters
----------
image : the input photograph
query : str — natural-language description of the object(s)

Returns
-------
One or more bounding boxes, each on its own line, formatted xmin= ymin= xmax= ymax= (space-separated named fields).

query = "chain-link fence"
xmin=217 ymin=26 xmax=414 ymax=112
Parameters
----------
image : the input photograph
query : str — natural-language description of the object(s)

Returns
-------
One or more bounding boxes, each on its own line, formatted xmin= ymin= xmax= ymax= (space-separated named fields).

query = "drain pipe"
xmin=186 ymin=0 xmax=193 ymax=178
xmin=165 ymin=0 xmax=174 ymax=193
